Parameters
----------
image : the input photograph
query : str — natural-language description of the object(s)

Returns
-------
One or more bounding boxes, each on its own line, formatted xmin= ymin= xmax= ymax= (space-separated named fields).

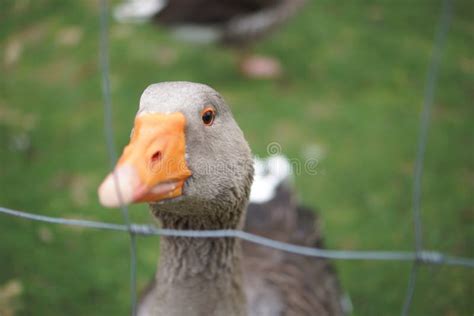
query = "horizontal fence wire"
xmin=1 ymin=206 xmax=473 ymax=268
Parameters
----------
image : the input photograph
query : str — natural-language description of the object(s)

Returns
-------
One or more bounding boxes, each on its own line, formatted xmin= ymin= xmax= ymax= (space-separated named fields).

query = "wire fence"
xmin=99 ymin=0 xmax=138 ymax=313
xmin=1 ymin=0 xmax=472 ymax=315
xmin=401 ymin=0 xmax=454 ymax=314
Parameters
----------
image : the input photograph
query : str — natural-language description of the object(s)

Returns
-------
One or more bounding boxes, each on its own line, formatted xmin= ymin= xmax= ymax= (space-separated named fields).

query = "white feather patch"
xmin=114 ymin=0 xmax=168 ymax=23
xmin=249 ymin=155 xmax=292 ymax=204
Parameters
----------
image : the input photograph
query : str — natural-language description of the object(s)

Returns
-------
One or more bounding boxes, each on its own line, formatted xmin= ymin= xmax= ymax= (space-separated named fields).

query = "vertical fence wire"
xmin=99 ymin=1 xmax=138 ymax=315
xmin=401 ymin=0 xmax=453 ymax=314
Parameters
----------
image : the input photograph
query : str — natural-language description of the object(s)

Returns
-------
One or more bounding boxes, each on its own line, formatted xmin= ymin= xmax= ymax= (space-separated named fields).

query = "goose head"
xmin=98 ymin=82 xmax=254 ymax=217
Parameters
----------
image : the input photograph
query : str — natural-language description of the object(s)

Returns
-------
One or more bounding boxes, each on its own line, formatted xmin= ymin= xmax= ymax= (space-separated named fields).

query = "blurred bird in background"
xmin=114 ymin=0 xmax=306 ymax=79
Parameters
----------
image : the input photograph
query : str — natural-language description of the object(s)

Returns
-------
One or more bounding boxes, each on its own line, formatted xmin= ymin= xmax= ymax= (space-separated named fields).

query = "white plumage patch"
xmin=249 ymin=155 xmax=292 ymax=204
xmin=114 ymin=0 xmax=168 ymax=23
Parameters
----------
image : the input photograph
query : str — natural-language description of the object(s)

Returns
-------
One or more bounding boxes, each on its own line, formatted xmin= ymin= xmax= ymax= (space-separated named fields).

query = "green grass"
xmin=1 ymin=0 xmax=473 ymax=315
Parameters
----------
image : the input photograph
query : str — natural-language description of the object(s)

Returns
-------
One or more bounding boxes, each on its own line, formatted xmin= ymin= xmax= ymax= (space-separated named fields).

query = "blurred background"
xmin=1 ymin=0 xmax=473 ymax=315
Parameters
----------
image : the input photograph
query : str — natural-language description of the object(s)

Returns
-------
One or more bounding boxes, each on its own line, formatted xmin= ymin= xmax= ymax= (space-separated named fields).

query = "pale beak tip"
xmin=98 ymin=177 xmax=124 ymax=208
xmin=98 ymin=164 xmax=139 ymax=208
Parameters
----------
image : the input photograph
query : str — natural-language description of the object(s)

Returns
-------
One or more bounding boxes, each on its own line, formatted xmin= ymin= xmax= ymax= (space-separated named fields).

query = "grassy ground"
xmin=1 ymin=0 xmax=473 ymax=315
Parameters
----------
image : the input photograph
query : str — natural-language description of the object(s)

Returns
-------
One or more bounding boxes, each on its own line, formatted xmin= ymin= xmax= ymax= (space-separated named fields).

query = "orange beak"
xmin=98 ymin=112 xmax=192 ymax=208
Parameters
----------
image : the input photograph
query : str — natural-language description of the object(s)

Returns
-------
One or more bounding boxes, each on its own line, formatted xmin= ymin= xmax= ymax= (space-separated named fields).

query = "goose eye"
xmin=201 ymin=108 xmax=215 ymax=126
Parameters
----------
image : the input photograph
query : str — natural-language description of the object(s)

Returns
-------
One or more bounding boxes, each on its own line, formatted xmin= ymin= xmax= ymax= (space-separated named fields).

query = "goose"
xmin=113 ymin=0 xmax=306 ymax=79
xmin=98 ymin=81 xmax=345 ymax=315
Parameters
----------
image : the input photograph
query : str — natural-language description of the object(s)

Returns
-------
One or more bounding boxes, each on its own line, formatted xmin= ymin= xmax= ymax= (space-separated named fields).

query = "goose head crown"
xmin=98 ymin=81 xmax=254 ymax=226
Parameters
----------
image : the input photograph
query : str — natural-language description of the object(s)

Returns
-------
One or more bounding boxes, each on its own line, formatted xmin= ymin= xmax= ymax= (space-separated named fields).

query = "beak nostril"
xmin=151 ymin=151 xmax=162 ymax=164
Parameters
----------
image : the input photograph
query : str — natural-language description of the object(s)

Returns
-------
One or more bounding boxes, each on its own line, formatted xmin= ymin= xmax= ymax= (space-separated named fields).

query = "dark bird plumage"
xmin=243 ymin=156 xmax=346 ymax=315
xmin=244 ymin=184 xmax=345 ymax=315
xmin=150 ymin=0 xmax=306 ymax=45
xmin=114 ymin=0 xmax=306 ymax=78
